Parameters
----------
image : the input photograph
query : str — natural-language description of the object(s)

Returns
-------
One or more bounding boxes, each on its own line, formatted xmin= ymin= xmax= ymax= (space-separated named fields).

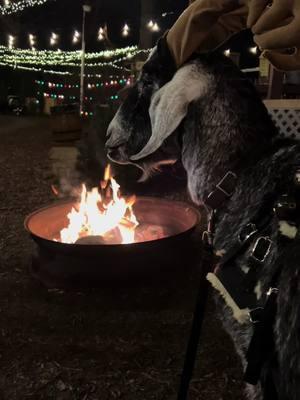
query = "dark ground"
xmin=0 ymin=115 xmax=244 ymax=400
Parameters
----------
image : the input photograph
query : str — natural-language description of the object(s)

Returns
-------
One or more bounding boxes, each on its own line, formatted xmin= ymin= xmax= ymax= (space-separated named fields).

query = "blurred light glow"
xmin=249 ymin=46 xmax=258 ymax=55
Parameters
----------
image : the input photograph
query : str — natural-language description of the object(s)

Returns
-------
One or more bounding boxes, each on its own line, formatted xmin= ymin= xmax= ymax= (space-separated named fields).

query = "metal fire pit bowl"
xmin=25 ymin=197 xmax=201 ymax=289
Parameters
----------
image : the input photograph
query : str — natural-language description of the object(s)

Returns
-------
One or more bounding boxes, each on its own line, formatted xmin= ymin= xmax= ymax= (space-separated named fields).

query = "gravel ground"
xmin=0 ymin=115 xmax=244 ymax=400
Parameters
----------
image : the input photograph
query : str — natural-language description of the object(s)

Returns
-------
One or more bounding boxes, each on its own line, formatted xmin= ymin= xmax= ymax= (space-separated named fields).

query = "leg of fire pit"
xmin=177 ymin=245 xmax=213 ymax=400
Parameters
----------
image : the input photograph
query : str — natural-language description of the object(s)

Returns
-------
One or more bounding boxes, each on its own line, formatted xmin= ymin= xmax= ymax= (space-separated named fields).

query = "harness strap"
xmin=216 ymin=193 xmax=276 ymax=270
xmin=244 ymin=289 xmax=279 ymax=386
xmin=243 ymin=236 xmax=273 ymax=293
xmin=205 ymin=171 xmax=237 ymax=210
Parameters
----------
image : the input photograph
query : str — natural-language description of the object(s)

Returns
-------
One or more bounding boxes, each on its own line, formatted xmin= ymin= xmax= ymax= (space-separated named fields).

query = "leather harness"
xmin=204 ymin=165 xmax=300 ymax=400
xmin=177 ymin=140 xmax=300 ymax=400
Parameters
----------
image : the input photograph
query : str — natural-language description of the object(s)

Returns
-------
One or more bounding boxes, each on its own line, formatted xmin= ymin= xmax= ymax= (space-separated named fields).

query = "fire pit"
xmin=25 ymin=167 xmax=201 ymax=288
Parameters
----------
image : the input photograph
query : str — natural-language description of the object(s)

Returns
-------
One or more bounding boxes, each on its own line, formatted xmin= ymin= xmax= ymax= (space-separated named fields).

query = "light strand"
xmin=35 ymin=77 xmax=131 ymax=89
xmin=0 ymin=53 xmax=138 ymax=67
xmin=0 ymin=61 xmax=72 ymax=75
xmin=0 ymin=0 xmax=53 ymax=16
xmin=0 ymin=45 xmax=146 ymax=60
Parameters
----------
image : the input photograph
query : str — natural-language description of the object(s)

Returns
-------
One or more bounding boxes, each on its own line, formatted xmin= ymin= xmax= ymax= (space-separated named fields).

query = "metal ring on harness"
xmin=251 ymin=237 xmax=273 ymax=263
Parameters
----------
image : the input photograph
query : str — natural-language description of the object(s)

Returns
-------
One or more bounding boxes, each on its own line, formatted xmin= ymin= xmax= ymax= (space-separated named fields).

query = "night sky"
xmin=0 ymin=0 xmax=258 ymax=95
xmin=0 ymin=0 xmax=188 ymax=50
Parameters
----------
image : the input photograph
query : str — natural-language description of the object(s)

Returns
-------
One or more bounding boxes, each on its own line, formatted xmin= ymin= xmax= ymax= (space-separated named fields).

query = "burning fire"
xmin=58 ymin=165 xmax=139 ymax=245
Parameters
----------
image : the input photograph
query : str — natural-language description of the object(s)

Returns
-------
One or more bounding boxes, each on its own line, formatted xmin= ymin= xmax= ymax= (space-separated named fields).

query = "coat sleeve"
xmin=167 ymin=0 xmax=248 ymax=67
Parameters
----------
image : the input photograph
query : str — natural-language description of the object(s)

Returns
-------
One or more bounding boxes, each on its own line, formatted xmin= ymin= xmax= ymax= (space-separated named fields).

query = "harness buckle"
xmin=251 ymin=237 xmax=272 ymax=263
xmin=239 ymin=223 xmax=258 ymax=243
xmin=202 ymin=230 xmax=213 ymax=248
xmin=216 ymin=171 xmax=237 ymax=197
xmin=248 ymin=307 xmax=264 ymax=324
xmin=274 ymin=193 xmax=297 ymax=220
xmin=206 ymin=171 xmax=237 ymax=209
xmin=267 ymin=287 xmax=279 ymax=296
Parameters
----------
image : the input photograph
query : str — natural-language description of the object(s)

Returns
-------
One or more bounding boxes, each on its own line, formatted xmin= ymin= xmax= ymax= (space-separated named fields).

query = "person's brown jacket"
xmin=167 ymin=0 xmax=300 ymax=71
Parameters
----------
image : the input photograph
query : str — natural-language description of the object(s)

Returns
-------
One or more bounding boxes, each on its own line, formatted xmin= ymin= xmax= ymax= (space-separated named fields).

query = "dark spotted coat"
xmin=106 ymin=50 xmax=300 ymax=400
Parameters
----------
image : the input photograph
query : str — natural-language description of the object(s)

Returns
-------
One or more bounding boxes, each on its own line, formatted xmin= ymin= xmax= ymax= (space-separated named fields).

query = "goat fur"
xmin=106 ymin=50 xmax=300 ymax=399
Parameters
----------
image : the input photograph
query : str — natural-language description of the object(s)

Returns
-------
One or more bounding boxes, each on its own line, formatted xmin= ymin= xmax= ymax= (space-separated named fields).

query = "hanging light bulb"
xmin=249 ymin=46 xmax=258 ymax=55
xmin=73 ymin=30 xmax=80 ymax=43
xmin=224 ymin=49 xmax=231 ymax=57
xmin=152 ymin=22 xmax=160 ymax=32
xmin=28 ymin=33 xmax=36 ymax=47
xmin=147 ymin=20 xmax=154 ymax=29
xmin=122 ymin=23 xmax=129 ymax=37
xmin=8 ymin=34 xmax=15 ymax=49
xmin=98 ymin=27 xmax=105 ymax=41
xmin=50 ymin=32 xmax=58 ymax=46
xmin=73 ymin=30 xmax=80 ymax=44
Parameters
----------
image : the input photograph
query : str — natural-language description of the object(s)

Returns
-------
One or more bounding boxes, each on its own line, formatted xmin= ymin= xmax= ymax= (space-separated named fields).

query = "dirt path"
xmin=0 ymin=116 xmax=244 ymax=400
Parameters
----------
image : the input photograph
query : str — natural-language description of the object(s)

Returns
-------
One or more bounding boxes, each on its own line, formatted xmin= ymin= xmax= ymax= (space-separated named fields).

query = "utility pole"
xmin=80 ymin=2 xmax=92 ymax=115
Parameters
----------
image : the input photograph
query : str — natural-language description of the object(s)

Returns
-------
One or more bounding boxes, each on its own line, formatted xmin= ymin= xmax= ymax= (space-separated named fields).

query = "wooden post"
xmin=267 ymin=65 xmax=284 ymax=99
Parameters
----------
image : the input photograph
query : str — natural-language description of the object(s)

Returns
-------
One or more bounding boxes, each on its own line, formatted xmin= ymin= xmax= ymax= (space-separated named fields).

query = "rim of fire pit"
xmin=24 ymin=196 xmax=201 ymax=248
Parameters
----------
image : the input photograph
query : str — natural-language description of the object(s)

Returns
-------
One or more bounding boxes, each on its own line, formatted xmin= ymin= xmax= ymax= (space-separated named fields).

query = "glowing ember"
xmin=57 ymin=165 xmax=139 ymax=244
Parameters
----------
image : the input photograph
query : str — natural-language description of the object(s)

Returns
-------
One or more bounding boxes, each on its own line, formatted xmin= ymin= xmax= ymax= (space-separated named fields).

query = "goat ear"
xmin=130 ymin=63 xmax=212 ymax=160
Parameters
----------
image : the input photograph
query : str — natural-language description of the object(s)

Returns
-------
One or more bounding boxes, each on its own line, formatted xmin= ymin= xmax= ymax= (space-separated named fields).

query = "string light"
xmin=72 ymin=30 xmax=80 ymax=44
xmin=146 ymin=20 xmax=160 ymax=32
xmin=147 ymin=20 xmax=154 ymax=29
xmin=0 ymin=45 xmax=145 ymax=60
xmin=28 ymin=33 xmax=36 ymax=48
xmin=50 ymin=32 xmax=58 ymax=46
xmin=152 ymin=23 xmax=160 ymax=32
xmin=0 ymin=46 xmax=149 ymax=70
xmin=224 ymin=49 xmax=231 ymax=57
xmin=0 ymin=61 xmax=72 ymax=75
xmin=0 ymin=46 xmax=151 ymax=74
xmin=161 ymin=11 xmax=175 ymax=17
xmin=0 ymin=20 xmax=163 ymax=46
xmin=98 ymin=27 xmax=105 ymax=41
xmin=122 ymin=23 xmax=129 ymax=37
xmin=0 ymin=0 xmax=53 ymax=16
xmin=41 ymin=88 xmax=120 ymax=104
xmin=0 ymin=53 xmax=138 ymax=67
xmin=249 ymin=46 xmax=258 ymax=55
xmin=8 ymin=35 xmax=15 ymax=49
xmin=35 ymin=76 xmax=130 ymax=89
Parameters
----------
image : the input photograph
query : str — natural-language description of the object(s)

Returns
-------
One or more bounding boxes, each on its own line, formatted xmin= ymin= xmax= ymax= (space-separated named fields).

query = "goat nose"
xmin=106 ymin=146 xmax=125 ymax=163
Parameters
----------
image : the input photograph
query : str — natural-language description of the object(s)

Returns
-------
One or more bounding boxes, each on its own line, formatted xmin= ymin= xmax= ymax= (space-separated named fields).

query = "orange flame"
xmin=57 ymin=165 xmax=139 ymax=244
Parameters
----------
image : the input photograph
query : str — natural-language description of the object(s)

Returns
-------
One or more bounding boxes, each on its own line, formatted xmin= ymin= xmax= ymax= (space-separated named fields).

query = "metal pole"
xmin=177 ymin=237 xmax=214 ymax=400
xmin=80 ymin=8 xmax=86 ymax=115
